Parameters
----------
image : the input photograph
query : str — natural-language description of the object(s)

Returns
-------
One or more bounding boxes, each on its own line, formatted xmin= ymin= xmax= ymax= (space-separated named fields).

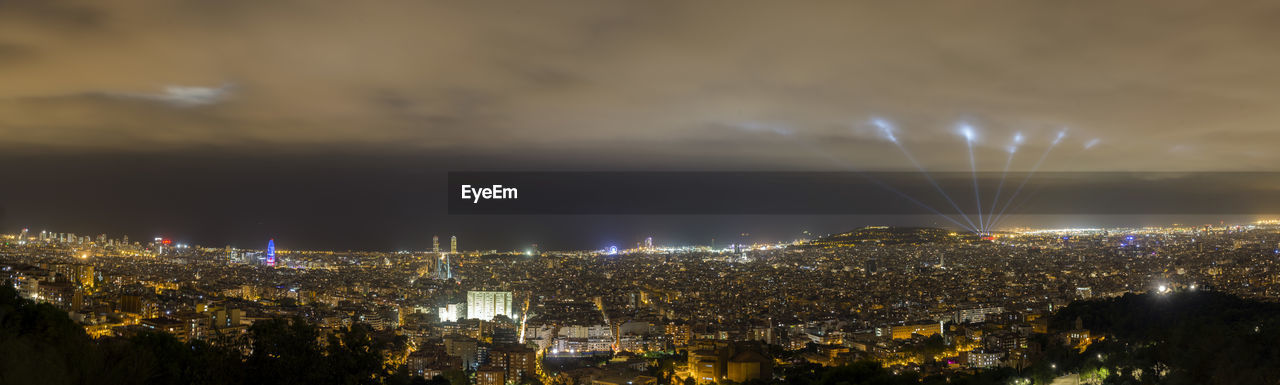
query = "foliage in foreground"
xmin=0 ymin=284 xmax=431 ymax=385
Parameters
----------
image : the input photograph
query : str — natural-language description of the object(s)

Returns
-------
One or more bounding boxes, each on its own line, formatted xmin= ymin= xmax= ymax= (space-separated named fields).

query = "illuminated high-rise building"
xmin=467 ymin=291 xmax=513 ymax=321
xmin=437 ymin=253 xmax=452 ymax=280
xmin=56 ymin=264 xmax=95 ymax=290
xmin=432 ymin=235 xmax=440 ymax=253
xmin=645 ymin=237 xmax=653 ymax=250
xmin=450 ymin=235 xmax=457 ymax=253
xmin=266 ymin=239 xmax=276 ymax=267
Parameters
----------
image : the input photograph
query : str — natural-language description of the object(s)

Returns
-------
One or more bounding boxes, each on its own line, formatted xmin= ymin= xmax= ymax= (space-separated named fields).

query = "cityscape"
xmin=4 ymin=222 xmax=1280 ymax=384
xmin=4 ymin=1 xmax=1280 ymax=384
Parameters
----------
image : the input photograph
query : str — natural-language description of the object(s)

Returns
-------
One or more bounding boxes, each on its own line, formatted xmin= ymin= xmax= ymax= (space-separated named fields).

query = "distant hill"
xmin=805 ymin=227 xmax=975 ymax=248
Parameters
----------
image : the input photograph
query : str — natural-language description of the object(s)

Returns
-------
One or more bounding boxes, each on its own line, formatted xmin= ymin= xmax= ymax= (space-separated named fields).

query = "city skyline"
xmin=10 ymin=217 xmax=1280 ymax=253
xmin=4 ymin=2 xmax=1280 ymax=383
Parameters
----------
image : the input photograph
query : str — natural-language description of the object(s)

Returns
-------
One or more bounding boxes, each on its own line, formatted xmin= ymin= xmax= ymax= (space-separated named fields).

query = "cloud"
xmin=103 ymin=84 xmax=234 ymax=107
xmin=0 ymin=1 xmax=1278 ymax=171
xmin=0 ymin=0 xmax=104 ymax=29
xmin=0 ymin=42 xmax=36 ymax=63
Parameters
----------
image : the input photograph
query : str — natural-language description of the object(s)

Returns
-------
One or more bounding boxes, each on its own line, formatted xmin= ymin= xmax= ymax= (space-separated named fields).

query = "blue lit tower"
xmin=266 ymin=239 xmax=276 ymax=267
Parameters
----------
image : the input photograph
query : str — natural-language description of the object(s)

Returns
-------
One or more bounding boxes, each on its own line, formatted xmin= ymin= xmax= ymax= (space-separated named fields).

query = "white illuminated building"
xmin=438 ymin=303 xmax=462 ymax=323
xmin=466 ymin=291 xmax=513 ymax=321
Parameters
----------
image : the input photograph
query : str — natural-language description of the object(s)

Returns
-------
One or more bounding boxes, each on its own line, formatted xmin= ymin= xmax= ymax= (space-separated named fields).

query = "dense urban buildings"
xmin=4 ymin=222 xmax=1280 ymax=384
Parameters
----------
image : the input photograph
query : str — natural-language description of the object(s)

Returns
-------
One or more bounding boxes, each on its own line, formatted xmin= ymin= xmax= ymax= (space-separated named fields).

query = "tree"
xmin=326 ymin=323 xmax=392 ymax=385
xmin=441 ymin=369 xmax=470 ymax=385
xmin=246 ymin=317 xmax=328 ymax=385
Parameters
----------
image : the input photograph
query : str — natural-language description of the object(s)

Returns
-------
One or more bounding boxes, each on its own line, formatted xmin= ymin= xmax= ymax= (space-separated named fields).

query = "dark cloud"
xmin=0 ymin=42 xmax=35 ymax=63
xmin=0 ymin=0 xmax=104 ymax=28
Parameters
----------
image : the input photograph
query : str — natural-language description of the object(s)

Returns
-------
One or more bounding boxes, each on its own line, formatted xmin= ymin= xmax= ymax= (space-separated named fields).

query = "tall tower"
xmin=450 ymin=235 xmax=457 ymax=254
xmin=266 ymin=239 xmax=276 ymax=267
xmin=432 ymin=235 xmax=440 ymax=253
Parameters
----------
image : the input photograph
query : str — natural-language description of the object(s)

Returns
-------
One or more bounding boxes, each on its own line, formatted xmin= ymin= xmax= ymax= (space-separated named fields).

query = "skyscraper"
xmin=432 ymin=235 xmax=440 ymax=253
xmin=450 ymin=235 xmax=457 ymax=253
xmin=266 ymin=239 xmax=276 ymax=267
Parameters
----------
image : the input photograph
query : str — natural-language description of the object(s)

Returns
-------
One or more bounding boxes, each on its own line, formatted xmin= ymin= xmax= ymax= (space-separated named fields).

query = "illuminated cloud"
xmin=0 ymin=1 xmax=1276 ymax=170
xmin=105 ymin=84 xmax=234 ymax=107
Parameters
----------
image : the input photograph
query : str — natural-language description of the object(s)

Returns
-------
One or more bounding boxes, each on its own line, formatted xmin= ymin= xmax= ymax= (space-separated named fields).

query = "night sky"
xmin=2 ymin=1 xmax=1279 ymax=250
